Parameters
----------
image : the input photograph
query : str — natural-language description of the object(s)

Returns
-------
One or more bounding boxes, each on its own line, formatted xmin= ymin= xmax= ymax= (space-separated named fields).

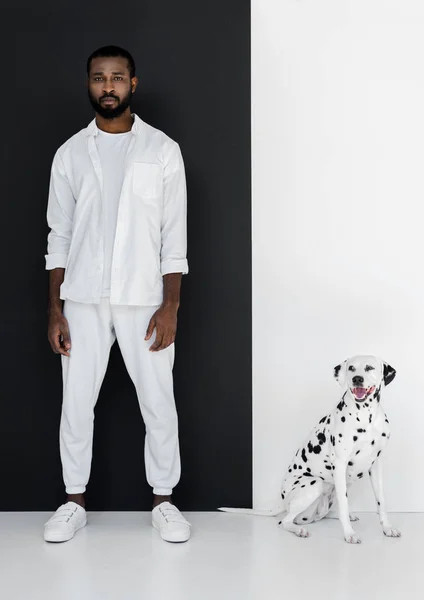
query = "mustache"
xmin=100 ymin=95 xmax=119 ymax=100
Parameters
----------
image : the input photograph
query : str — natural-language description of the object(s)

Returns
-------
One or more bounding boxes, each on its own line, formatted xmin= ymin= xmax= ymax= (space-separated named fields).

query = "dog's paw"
xmin=383 ymin=527 xmax=401 ymax=538
xmin=295 ymin=527 xmax=310 ymax=538
xmin=350 ymin=514 xmax=359 ymax=522
xmin=345 ymin=533 xmax=362 ymax=544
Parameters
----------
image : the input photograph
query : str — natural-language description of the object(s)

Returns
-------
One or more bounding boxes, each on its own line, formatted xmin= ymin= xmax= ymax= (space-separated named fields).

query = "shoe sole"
xmin=44 ymin=519 xmax=87 ymax=543
xmin=152 ymin=522 xmax=190 ymax=543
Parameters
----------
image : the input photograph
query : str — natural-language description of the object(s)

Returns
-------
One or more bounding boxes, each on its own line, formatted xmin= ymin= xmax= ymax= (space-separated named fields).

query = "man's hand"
xmin=48 ymin=310 xmax=71 ymax=357
xmin=145 ymin=304 xmax=178 ymax=352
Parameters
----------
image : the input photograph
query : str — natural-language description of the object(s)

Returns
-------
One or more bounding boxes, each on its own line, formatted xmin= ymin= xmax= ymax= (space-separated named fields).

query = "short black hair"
xmin=87 ymin=45 xmax=136 ymax=79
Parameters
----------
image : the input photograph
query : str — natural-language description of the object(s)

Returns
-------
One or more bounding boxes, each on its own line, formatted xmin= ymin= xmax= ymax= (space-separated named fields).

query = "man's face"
xmin=87 ymin=56 xmax=137 ymax=119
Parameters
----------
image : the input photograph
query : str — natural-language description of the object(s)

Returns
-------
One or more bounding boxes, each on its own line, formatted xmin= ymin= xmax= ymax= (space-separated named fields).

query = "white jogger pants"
xmin=59 ymin=298 xmax=181 ymax=496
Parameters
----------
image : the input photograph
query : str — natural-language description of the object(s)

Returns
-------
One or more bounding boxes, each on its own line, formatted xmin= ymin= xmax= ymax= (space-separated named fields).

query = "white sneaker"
xmin=44 ymin=501 xmax=87 ymax=543
xmin=152 ymin=502 xmax=191 ymax=543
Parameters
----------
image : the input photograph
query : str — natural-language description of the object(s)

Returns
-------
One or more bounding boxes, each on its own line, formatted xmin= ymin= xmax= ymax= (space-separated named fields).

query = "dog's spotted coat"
xmin=282 ymin=390 xmax=389 ymax=503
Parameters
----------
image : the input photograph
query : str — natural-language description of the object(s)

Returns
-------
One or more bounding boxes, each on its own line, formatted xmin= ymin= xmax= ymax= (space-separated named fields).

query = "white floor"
xmin=0 ymin=512 xmax=422 ymax=600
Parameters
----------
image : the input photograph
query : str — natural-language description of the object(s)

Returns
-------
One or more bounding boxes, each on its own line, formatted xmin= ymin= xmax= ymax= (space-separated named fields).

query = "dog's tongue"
xmin=353 ymin=387 xmax=367 ymax=399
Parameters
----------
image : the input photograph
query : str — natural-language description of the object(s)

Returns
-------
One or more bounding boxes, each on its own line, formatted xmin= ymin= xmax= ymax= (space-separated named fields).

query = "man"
xmin=44 ymin=45 xmax=190 ymax=543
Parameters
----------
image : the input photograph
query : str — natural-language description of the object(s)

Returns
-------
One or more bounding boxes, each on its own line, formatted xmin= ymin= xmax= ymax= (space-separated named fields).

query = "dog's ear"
xmin=383 ymin=362 xmax=396 ymax=386
xmin=334 ymin=360 xmax=347 ymax=387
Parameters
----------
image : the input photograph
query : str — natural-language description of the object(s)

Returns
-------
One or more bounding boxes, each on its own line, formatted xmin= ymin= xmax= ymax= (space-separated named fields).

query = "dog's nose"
xmin=352 ymin=375 xmax=364 ymax=386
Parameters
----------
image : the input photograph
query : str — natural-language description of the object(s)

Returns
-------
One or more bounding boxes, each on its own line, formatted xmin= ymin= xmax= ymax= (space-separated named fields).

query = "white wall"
xmin=252 ymin=0 xmax=424 ymax=512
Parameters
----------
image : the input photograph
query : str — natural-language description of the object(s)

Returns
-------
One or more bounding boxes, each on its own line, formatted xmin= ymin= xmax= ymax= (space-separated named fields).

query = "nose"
xmin=352 ymin=375 xmax=364 ymax=386
xmin=103 ymin=83 xmax=115 ymax=94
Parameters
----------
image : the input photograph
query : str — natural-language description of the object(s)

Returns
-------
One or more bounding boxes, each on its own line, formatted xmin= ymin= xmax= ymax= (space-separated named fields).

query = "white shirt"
xmin=45 ymin=113 xmax=188 ymax=306
xmin=95 ymin=128 xmax=132 ymax=296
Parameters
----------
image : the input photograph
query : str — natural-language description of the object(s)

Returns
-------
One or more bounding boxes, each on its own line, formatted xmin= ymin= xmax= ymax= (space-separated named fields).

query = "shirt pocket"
xmin=132 ymin=162 xmax=163 ymax=199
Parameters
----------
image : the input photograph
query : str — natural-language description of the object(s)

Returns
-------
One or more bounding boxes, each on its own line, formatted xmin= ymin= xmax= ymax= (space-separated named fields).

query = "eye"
xmin=348 ymin=366 xmax=356 ymax=372
xmin=365 ymin=365 xmax=375 ymax=372
xmin=114 ymin=76 xmax=123 ymax=80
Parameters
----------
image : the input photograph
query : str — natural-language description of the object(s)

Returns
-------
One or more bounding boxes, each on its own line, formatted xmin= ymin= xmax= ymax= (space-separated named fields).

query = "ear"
xmin=334 ymin=360 xmax=347 ymax=387
xmin=383 ymin=362 xmax=396 ymax=386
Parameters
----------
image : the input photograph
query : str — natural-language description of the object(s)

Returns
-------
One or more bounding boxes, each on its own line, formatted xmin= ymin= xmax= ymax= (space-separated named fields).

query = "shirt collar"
xmin=84 ymin=112 xmax=140 ymax=137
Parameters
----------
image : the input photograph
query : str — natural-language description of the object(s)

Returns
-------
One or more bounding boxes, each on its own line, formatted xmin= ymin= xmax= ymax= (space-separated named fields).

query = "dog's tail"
xmin=218 ymin=506 xmax=284 ymax=517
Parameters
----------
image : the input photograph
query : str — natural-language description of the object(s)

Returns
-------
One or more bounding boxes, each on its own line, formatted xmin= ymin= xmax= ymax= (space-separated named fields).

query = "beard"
xmin=88 ymin=86 xmax=133 ymax=120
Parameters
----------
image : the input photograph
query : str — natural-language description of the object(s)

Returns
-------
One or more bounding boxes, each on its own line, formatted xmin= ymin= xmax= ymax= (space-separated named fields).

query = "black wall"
xmin=0 ymin=1 xmax=251 ymax=510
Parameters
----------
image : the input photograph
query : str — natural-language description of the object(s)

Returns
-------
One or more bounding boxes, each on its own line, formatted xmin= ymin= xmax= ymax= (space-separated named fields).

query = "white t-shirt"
xmin=95 ymin=129 xmax=133 ymax=296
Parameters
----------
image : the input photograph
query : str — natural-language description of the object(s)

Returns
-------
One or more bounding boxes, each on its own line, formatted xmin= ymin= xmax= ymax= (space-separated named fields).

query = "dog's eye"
xmin=348 ymin=366 xmax=356 ymax=372
xmin=365 ymin=365 xmax=375 ymax=372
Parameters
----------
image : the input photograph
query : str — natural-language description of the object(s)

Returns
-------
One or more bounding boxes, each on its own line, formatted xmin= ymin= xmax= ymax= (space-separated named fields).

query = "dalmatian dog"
xmin=220 ymin=355 xmax=401 ymax=544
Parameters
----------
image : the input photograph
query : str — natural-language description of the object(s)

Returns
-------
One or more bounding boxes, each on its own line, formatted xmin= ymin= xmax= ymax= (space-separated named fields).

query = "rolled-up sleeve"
xmin=45 ymin=151 xmax=76 ymax=270
xmin=160 ymin=142 xmax=189 ymax=276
